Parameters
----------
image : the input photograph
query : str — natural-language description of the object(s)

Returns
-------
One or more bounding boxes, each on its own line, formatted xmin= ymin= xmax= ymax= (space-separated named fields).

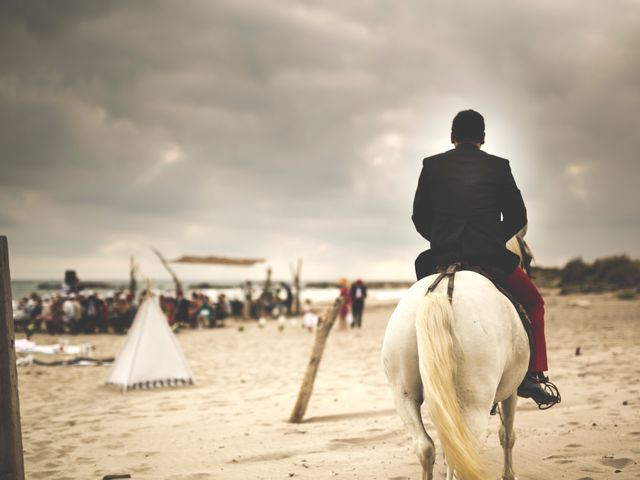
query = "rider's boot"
xmin=517 ymin=372 xmax=561 ymax=409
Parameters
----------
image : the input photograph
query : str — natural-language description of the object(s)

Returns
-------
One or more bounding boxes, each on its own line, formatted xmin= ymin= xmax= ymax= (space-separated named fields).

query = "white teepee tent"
xmin=106 ymin=295 xmax=195 ymax=391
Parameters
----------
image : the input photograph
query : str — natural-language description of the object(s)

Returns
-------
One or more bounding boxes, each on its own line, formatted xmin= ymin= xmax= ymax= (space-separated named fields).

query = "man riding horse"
xmin=412 ymin=109 xmax=560 ymax=407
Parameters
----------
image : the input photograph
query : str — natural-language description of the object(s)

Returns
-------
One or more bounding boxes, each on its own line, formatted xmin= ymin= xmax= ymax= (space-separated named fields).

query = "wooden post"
xmin=289 ymin=296 xmax=344 ymax=423
xmin=264 ymin=267 xmax=272 ymax=293
xmin=242 ymin=281 xmax=253 ymax=321
xmin=257 ymin=267 xmax=272 ymax=318
xmin=0 ymin=237 xmax=25 ymax=480
xmin=128 ymin=256 xmax=138 ymax=298
xmin=289 ymin=258 xmax=302 ymax=316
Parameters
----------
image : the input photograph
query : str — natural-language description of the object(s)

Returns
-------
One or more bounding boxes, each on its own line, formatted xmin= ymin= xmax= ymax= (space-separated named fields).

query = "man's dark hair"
xmin=451 ymin=110 xmax=485 ymax=143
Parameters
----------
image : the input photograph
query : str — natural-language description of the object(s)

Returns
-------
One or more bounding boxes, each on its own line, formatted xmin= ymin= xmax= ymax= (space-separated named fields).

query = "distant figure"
xmin=111 ymin=293 xmax=134 ymax=334
xmin=302 ymin=299 xmax=319 ymax=332
xmin=189 ymin=292 xmax=201 ymax=328
xmin=243 ymin=281 xmax=254 ymax=320
xmin=174 ymin=290 xmax=191 ymax=326
xmin=50 ymin=296 xmax=64 ymax=335
xmin=338 ymin=278 xmax=351 ymax=330
xmin=215 ymin=293 xmax=230 ymax=324
xmin=63 ymin=270 xmax=80 ymax=294
xmin=37 ymin=296 xmax=53 ymax=333
xmin=197 ymin=296 xmax=213 ymax=328
xmin=229 ymin=298 xmax=244 ymax=317
xmin=102 ymin=294 xmax=115 ymax=332
xmin=28 ymin=293 xmax=42 ymax=334
xmin=350 ymin=279 xmax=367 ymax=328
xmin=160 ymin=294 xmax=177 ymax=326
xmin=280 ymin=282 xmax=293 ymax=316
xmin=62 ymin=294 xmax=77 ymax=333
xmin=83 ymin=292 xmax=101 ymax=334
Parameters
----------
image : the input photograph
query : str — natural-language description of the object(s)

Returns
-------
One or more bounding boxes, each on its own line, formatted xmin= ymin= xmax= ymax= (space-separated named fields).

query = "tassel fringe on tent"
xmin=106 ymin=377 xmax=194 ymax=391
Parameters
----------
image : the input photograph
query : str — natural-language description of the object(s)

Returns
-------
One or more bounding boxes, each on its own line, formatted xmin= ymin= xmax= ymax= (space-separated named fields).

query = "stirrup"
xmin=535 ymin=375 xmax=561 ymax=410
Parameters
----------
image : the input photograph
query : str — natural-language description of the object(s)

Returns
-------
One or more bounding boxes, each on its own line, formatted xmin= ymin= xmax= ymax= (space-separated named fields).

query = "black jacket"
xmin=412 ymin=144 xmax=527 ymax=279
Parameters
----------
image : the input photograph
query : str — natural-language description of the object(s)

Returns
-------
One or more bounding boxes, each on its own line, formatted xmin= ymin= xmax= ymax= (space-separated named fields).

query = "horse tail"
xmin=415 ymin=293 xmax=486 ymax=480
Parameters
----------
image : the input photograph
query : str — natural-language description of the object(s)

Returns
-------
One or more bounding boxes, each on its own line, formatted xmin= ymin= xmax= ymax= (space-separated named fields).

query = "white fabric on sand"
xmin=15 ymin=338 xmax=92 ymax=355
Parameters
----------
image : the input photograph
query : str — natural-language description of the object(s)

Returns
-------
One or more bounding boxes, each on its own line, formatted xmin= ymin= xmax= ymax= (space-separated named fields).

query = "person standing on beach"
xmin=350 ymin=279 xmax=367 ymax=328
xmin=50 ymin=295 xmax=64 ymax=335
xmin=302 ymin=299 xmax=319 ymax=332
xmin=174 ymin=289 xmax=191 ymax=326
xmin=280 ymin=282 xmax=293 ymax=316
xmin=338 ymin=278 xmax=351 ymax=330
xmin=412 ymin=109 xmax=560 ymax=408
xmin=62 ymin=294 xmax=76 ymax=333
xmin=243 ymin=281 xmax=254 ymax=320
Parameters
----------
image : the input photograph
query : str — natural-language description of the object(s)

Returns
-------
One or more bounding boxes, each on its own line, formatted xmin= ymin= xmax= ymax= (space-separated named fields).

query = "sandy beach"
xmin=17 ymin=292 xmax=640 ymax=480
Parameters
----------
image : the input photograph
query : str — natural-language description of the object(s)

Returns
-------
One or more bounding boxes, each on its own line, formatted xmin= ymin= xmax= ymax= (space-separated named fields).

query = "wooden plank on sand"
xmin=289 ymin=296 xmax=344 ymax=423
xmin=0 ymin=237 xmax=25 ymax=480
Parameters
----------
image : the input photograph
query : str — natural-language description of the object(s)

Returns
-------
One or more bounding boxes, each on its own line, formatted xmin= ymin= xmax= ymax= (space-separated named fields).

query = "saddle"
xmin=426 ymin=262 xmax=534 ymax=353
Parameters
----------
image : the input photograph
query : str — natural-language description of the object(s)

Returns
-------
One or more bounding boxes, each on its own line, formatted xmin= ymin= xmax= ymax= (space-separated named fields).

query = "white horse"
xmin=381 ymin=256 xmax=530 ymax=479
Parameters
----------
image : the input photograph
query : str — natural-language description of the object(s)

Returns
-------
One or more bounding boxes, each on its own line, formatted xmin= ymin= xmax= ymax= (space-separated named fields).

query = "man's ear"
xmin=450 ymin=132 xmax=456 ymax=144
xmin=480 ymin=132 xmax=486 ymax=145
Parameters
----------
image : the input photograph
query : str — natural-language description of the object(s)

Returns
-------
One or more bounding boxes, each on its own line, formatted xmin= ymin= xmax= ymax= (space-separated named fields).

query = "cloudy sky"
xmin=1 ymin=0 xmax=639 ymax=281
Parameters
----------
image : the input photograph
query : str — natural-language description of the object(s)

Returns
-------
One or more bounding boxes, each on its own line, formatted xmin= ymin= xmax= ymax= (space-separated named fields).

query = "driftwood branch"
xmin=0 ymin=236 xmax=25 ymax=480
xmin=289 ymin=296 xmax=344 ymax=423
xmin=151 ymin=247 xmax=183 ymax=293
xmin=257 ymin=267 xmax=273 ymax=317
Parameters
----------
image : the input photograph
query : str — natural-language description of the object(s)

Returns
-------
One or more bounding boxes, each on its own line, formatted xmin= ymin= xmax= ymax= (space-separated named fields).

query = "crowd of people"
xmin=161 ymin=290 xmax=236 ymax=329
xmin=241 ymin=280 xmax=294 ymax=319
xmin=13 ymin=278 xmax=368 ymax=337
xmin=13 ymin=290 xmax=237 ymax=337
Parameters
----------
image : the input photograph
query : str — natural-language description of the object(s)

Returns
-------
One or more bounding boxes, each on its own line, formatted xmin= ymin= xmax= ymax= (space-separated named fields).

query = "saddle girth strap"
xmin=425 ymin=262 xmax=460 ymax=303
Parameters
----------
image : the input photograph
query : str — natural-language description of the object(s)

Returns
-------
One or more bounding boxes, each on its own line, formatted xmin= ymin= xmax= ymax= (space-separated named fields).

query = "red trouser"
xmin=504 ymin=267 xmax=548 ymax=372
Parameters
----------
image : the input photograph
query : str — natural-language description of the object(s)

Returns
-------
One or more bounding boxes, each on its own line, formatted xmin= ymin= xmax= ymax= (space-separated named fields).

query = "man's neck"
xmin=454 ymin=141 xmax=482 ymax=149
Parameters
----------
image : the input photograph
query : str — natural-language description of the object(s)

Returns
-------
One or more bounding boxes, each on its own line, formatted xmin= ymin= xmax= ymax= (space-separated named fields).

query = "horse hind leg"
xmin=443 ymin=405 xmax=489 ymax=480
xmin=499 ymin=393 xmax=518 ymax=480
xmin=443 ymin=455 xmax=453 ymax=480
xmin=392 ymin=386 xmax=435 ymax=480
xmin=450 ymin=406 xmax=491 ymax=480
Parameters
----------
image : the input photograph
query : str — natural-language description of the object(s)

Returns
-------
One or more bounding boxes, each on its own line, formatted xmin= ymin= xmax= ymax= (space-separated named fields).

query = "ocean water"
xmin=11 ymin=280 xmax=174 ymax=300
xmin=10 ymin=280 xmax=406 ymax=305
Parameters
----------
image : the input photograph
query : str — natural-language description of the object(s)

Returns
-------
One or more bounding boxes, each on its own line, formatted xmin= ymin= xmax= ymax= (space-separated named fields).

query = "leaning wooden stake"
xmin=289 ymin=296 xmax=344 ymax=423
xmin=0 ymin=236 xmax=25 ymax=480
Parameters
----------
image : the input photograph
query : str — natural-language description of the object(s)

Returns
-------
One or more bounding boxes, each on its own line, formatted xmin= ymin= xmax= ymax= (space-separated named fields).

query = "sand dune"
xmin=17 ymin=292 xmax=640 ymax=479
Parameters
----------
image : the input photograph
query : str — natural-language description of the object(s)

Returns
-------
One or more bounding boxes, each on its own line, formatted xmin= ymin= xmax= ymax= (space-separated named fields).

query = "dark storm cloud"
xmin=1 ymin=0 xmax=639 ymax=279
